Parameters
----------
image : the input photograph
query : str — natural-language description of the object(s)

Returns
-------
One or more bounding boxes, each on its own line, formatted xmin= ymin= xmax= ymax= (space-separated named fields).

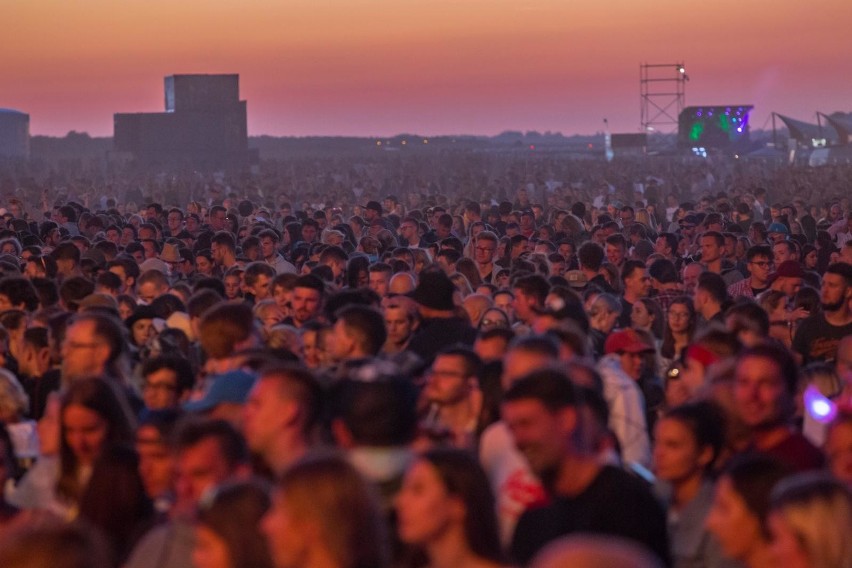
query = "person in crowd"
xmin=193 ymin=480 xmax=275 ymax=568
xmin=732 ymin=343 xmax=824 ymax=472
xmin=768 ymin=472 xmax=852 ymax=568
xmin=242 ymin=364 xmax=322 ymax=476
xmin=261 ymin=453 xmax=390 ymax=568
xmin=503 ymin=369 xmax=669 ymax=565
xmin=653 ymin=401 xmax=734 ymax=568
xmin=395 ymin=449 xmax=506 ymax=568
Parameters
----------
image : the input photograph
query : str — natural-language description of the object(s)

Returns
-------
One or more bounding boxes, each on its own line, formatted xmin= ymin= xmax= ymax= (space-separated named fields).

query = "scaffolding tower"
xmin=640 ymin=62 xmax=687 ymax=134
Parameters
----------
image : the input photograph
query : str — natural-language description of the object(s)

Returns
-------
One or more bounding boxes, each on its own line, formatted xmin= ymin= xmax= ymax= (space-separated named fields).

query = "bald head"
xmin=388 ymin=272 xmax=416 ymax=295
xmin=531 ymin=535 xmax=663 ymax=568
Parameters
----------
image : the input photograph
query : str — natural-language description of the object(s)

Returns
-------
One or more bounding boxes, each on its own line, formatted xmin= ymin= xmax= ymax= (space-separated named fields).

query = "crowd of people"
xmin=0 ymin=153 xmax=850 ymax=568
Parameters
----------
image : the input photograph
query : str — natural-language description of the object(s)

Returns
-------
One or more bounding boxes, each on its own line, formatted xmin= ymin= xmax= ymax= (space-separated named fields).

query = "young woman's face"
xmin=63 ymin=404 xmax=108 ymax=466
xmin=196 ymin=256 xmax=213 ymax=275
xmin=631 ymin=301 xmax=654 ymax=330
xmin=668 ymin=303 xmax=692 ymax=334
xmin=652 ymin=417 xmax=707 ymax=484
xmin=132 ymin=319 xmax=156 ymax=346
xmin=395 ymin=460 xmax=459 ymax=547
xmin=705 ymin=476 xmax=765 ymax=562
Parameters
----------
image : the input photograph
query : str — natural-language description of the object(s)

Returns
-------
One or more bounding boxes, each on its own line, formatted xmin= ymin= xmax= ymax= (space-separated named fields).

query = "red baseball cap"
xmin=604 ymin=329 xmax=654 ymax=355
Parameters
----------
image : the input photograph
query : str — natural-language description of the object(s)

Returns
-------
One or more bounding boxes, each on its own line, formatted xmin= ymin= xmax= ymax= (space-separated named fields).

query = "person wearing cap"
xmin=767 ymin=222 xmax=789 ymax=244
xmin=406 ymin=269 xmax=477 ymax=364
xmin=596 ymin=329 xmax=652 ymax=468
xmin=126 ymin=305 xmax=160 ymax=349
xmin=768 ymin=260 xmax=805 ymax=301
xmin=184 ymin=369 xmax=257 ymax=428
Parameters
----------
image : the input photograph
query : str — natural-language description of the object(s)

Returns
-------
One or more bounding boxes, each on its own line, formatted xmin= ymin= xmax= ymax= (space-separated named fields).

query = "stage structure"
xmin=640 ymin=63 xmax=687 ymax=134
xmin=114 ymin=74 xmax=249 ymax=170
xmin=678 ymin=105 xmax=753 ymax=152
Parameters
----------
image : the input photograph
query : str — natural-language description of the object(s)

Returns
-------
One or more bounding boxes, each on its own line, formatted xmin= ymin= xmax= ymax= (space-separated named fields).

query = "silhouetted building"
xmin=114 ymin=74 xmax=248 ymax=169
xmin=0 ymin=109 xmax=30 ymax=158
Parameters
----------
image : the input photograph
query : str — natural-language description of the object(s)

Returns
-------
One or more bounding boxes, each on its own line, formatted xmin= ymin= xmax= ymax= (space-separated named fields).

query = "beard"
xmin=822 ymin=298 xmax=845 ymax=312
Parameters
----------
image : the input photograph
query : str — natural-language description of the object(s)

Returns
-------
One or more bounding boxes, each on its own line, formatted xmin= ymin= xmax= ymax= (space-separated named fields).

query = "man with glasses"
xmin=728 ymin=245 xmax=773 ymax=299
xmin=473 ymin=230 xmax=498 ymax=283
xmin=140 ymin=355 xmax=194 ymax=411
xmin=60 ymin=312 xmax=129 ymax=386
xmin=422 ymin=347 xmax=486 ymax=450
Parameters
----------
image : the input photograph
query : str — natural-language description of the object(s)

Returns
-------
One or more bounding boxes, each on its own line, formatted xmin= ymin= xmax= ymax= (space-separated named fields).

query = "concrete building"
xmin=114 ymin=74 xmax=248 ymax=169
xmin=0 ymin=109 xmax=30 ymax=158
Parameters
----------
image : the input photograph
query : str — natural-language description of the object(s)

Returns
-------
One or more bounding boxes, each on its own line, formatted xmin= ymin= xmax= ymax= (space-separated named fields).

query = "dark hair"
xmin=723 ymin=454 xmax=790 ymax=539
xmin=329 ymin=377 xmax=418 ymax=446
xmin=513 ymin=273 xmax=550 ymax=306
xmin=172 ymin=418 xmax=249 ymax=467
xmin=663 ymin=401 xmax=726 ymax=473
xmin=141 ymin=355 xmax=195 ymax=394
xmin=661 ymin=296 xmax=696 ymax=359
xmin=334 ymin=305 xmax=387 ymax=357
xmin=578 ymin=241 xmax=605 ymax=271
xmin=696 ymin=272 xmax=728 ymax=304
xmin=0 ymin=277 xmax=39 ymax=312
xmin=58 ymin=377 xmax=137 ymax=503
xmin=503 ymin=368 xmax=578 ymax=412
xmin=196 ymin=481 xmax=274 ymax=568
xmin=418 ymin=449 xmax=504 ymax=563
xmin=649 ymin=258 xmax=679 ymax=285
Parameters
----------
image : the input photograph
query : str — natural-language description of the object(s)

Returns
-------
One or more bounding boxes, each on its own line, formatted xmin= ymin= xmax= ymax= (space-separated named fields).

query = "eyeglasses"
xmin=480 ymin=318 xmax=508 ymax=329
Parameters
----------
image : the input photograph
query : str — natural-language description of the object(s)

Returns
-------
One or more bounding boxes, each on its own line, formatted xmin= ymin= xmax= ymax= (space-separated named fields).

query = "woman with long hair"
xmin=395 ymin=448 xmax=506 ymax=568
xmin=768 ymin=473 xmax=852 ymax=568
xmin=660 ymin=297 xmax=696 ymax=371
xmin=261 ymin=453 xmax=389 ymax=568
xmin=193 ymin=481 xmax=275 ymax=568
xmin=56 ymin=377 xmax=151 ymax=564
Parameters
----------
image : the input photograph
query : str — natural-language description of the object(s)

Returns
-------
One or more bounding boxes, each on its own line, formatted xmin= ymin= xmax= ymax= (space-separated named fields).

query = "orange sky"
xmin=3 ymin=0 xmax=851 ymax=137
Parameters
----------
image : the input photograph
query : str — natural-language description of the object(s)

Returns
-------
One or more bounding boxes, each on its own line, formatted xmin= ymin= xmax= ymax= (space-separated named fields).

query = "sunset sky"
xmin=3 ymin=0 xmax=851 ymax=137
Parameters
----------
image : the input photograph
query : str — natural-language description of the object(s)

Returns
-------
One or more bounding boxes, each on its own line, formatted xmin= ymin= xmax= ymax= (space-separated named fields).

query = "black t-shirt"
xmin=618 ymin=298 xmax=634 ymax=329
xmin=792 ymin=315 xmax=852 ymax=365
xmin=511 ymin=466 xmax=670 ymax=566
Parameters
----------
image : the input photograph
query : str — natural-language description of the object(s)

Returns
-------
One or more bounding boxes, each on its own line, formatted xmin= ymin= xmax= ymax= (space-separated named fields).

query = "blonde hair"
xmin=771 ymin=473 xmax=852 ymax=568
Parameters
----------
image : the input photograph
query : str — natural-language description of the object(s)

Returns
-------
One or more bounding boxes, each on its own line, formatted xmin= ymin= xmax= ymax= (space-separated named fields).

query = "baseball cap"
xmin=604 ymin=329 xmax=654 ymax=355
xmin=362 ymin=201 xmax=383 ymax=214
xmin=183 ymin=370 xmax=257 ymax=413
xmin=768 ymin=222 xmax=789 ymax=235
